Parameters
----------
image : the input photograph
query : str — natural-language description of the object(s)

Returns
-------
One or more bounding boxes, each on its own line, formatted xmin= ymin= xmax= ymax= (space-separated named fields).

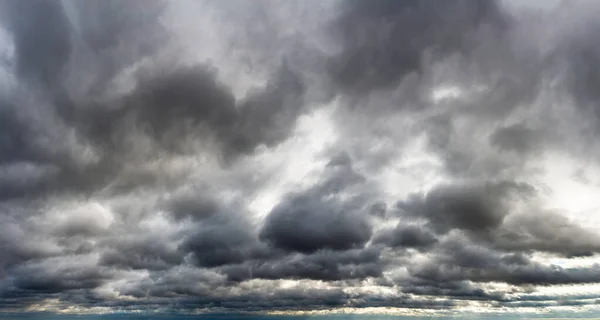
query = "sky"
xmin=1 ymin=0 xmax=600 ymax=317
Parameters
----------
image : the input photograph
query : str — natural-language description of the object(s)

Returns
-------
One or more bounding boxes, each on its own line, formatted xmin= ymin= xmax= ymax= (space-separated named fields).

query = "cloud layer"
xmin=1 ymin=0 xmax=600 ymax=315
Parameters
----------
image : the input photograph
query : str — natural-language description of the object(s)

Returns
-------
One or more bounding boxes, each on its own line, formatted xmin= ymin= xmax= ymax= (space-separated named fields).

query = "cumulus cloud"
xmin=260 ymin=161 xmax=373 ymax=254
xmin=1 ymin=0 xmax=600 ymax=316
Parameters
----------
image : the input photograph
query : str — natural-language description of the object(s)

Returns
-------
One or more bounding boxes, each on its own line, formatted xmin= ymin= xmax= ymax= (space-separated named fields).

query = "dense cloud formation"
xmin=328 ymin=0 xmax=507 ymax=94
xmin=1 ymin=0 xmax=600 ymax=316
xmin=260 ymin=158 xmax=373 ymax=253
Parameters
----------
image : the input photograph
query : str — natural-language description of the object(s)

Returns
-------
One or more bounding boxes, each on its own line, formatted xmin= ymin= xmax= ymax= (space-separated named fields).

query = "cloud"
xmin=8 ymin=255 xmax=111 ymax=294
xmin=0 ymin=0 xmax=72 ymax=87
xmin=260 ymin=157 xmax=374 ymax=254
xmin=398 ymin=180 xmax=535 ymax=233
xmin=221 ymin=247 xmax=383 ymax=282
xmin=260 ymin=192 xmax=373 ymax=254
xmin=372 ymin=223 xmax=438 ymax=249
xmin=99 ymin=236 xmax=183 ymax=271
xmin=407 ymin=234 xmax=600 ymax=286
xmin=182 ymin=217 xmax=263 ymax=268
xmin=2 ymin=0 xmax=600 ymax=315
xmin=495 ymin=210 xmax=600 ymax=257
xmin=328 ymin=0 xmax=507 ymax=94
xmin=490 ymin=123 xmax=540 ymax=154
xmin=397 ymin=180 xmax=600 ymax=257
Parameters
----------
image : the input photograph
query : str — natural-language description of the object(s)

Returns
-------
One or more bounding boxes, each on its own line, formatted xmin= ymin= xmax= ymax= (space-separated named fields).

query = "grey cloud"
xmin=7 ymin=257 xmax=110 ymax=294
xmin=407 ymin=235 xmax=600 ymax=286
xmin=490 ymin=123 xmax=540 ymax=154
xmin=328 ymin=0 xmax=507 ymax=94
xmin=0 ymin=99 xmax=40 ymax=167
xmin=372 ymin=223 xmax=437 ymax=249
xmin=183 ymin=228 xmax=258 ymax=269
xmin=166 ymin=155 xmax=383 ymax=281
xmin=221 ymin=247 xmax=383 ymax=282
xmin=0 ymin=0 xmax=71 ymax=88
xmin=398 ymin=180 xmax=600 ymax=258
xmin=115 ymin=266 xmax=226 ymax=299
xmin=180 ymin=210 xmax=267 ymax=268
xmin=495 ymin=211 xmax=600 ymax=257
xmin=260 ymin=158 xmax=374 ymax=254
xmin=99 ymin=237 xmax=183 ymax=271
xmin=0 ymin=218 xmax=42 ymax=273
xmin=68 ymin=61 xmax=304 ymax=165
xmin=3 ymin=0 xmax=600 ymax=315
xmin=68 ymin=0 xmax=165 ymax=86
xmin=553 ymin=7 xmax=600 ymax=124
xmin=162 ymin=186 xmax=219 ymax=222
xmin=401 ymin=280 xmax=506 ymax=301
xmin=0 ymin=26 xmax=306 ymax=202
xmin=260 ymin=193 xmax=373 ymax=254
xmin=228 ymin=63 xmax=306 ymax=159
xmin=0 ymin=0 xmax=168 ymax=199
xmin=112 ymin=266 xmax=351 ymax=311
xmin=398 ymin=180 xmax=535 ymax=233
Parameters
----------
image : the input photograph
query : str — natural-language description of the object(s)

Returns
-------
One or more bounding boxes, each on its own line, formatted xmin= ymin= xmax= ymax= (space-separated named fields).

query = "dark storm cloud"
xmin=182 ymin=286 xmax=350 ymax=311
xmin=0 ymin=0 xmax=168 ymax=199
xmin=407 ymin=235 xmax=600 ymax=286
xmin=221 ymin=246 xmax=383 ymax=282
xmin=51 ymin=62 xmax=302 ymax=195
xmin=99 ymin=236 xmax=184 ymax=271
xmin=179 ymin=204 xmax=271 ymax=268
xmin=2 ymin=0 xmax=600 ymax=315
xmin=398 ymin=180 xmax=535 ymax=233
xmin=490 ymin=123 xmax=540 ymax=154
xmin=164 ymin=152 xmax=384 ymax=282
xmin=554 ymin=8 xmax=600 ymax=124
xmin=495 ymin=210 xmax=600 ymax=257
xmin=495 ymin=292 xmax=600 ymax=309
xmin=260 ymin=192 xmax=373 ymax=254
xmin=260 ymin=156 xmax=374 ymax=254
xmin=7 ymin=257 xmax=111 ymax=294
xmin=0 ymin=0 xmax=306 ymax=202
xmin=397 ymin=180 xmax=600 ymax=257
xmin=372 ymin=223 xmax=438 ymax=249
xmin=328 ymin=0 xmax=507 ymax=94
xmin=162 ymin=186 xmax=219 ymax=221
xmin=400 ymin=280 xmax=506 ymax=301
xmin=0 ymin=0 xmax=71 ymax=87
xmin=67 ymin=0 xmax=166 ymax=91
xmin=182 ymin=222 xmax=261 ymax=268
xmin=96 ymin=62 xmax=304 ymax=161
xmin=0 ymin=215 xmax=52 ymax=273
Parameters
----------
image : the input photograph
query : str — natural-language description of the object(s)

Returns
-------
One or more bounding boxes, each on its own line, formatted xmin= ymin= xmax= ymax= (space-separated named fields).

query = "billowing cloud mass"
xmin=1 ymin=0 xmax=600 ymax=316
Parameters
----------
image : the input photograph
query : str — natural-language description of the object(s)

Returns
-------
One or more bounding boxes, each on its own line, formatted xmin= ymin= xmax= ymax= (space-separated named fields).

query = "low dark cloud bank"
xmin=1 ymin=0 xmax=600 ymax=315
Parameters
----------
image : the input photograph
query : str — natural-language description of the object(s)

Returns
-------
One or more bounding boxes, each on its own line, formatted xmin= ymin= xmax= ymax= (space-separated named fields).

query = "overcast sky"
xmin=1 ymin=0 xmax=600 ymax=316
